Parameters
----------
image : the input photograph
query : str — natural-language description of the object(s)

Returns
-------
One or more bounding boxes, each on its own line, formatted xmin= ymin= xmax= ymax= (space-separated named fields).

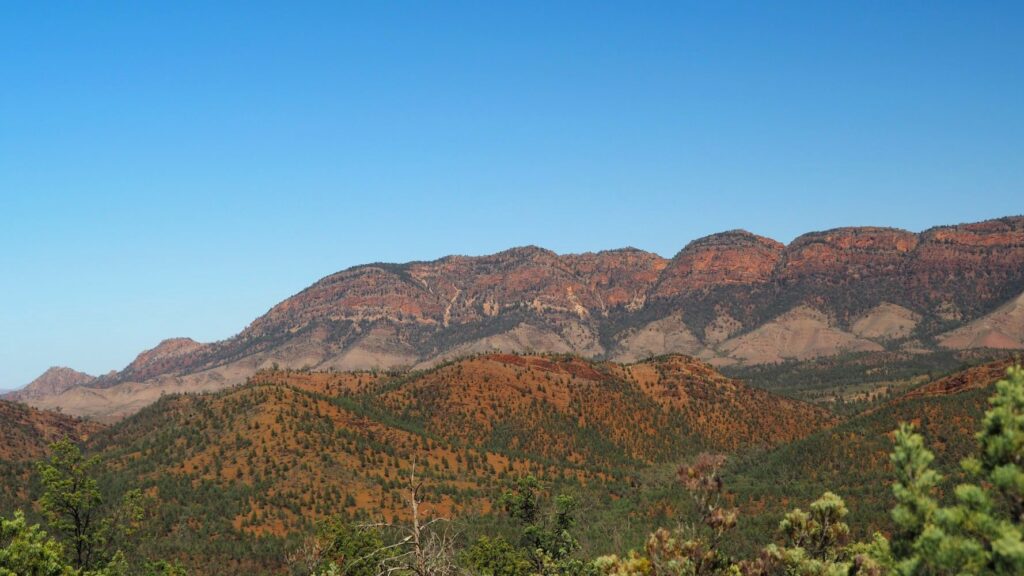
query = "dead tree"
xmin=369 ymin=463 xmax=462 ymax=576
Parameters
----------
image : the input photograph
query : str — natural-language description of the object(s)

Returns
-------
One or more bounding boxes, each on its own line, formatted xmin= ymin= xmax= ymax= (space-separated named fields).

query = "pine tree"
xmin=887 ymin=365 xmax=1024 ymax=575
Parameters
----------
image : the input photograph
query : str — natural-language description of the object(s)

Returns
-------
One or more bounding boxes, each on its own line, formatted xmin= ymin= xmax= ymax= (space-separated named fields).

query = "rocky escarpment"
xmin=907 ymin=217 xmax=1024 ymax=321
xmin=17 ymin=216 xmax=1024 ymax=420
xmin=101 ymin=247 xmax=672 ymax=383
xmin=653 ymin=231 xmax=784 ymax=297
xmin=773 ymin=227 xmax=919 ymax=320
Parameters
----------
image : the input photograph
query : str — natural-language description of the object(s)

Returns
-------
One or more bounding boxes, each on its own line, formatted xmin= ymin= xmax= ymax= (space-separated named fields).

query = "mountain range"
xmin=7 ymin=215 xmax=1024 ymax=421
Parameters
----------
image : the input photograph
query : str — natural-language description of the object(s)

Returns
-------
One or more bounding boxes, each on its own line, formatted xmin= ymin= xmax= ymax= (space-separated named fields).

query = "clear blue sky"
xmin=1 ymin=2 xmax=1022 ymax=388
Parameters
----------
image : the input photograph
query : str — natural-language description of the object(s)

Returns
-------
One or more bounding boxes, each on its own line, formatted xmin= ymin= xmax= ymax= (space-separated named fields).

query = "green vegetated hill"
xmin=721 ymin=348 xmax=1010 ymax=411
xmin=723 ymin=357 xmax=1018 ymax=552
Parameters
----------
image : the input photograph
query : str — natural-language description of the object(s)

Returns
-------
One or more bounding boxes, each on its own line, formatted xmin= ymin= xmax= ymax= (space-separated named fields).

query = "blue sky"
xmin=1 ymin=2 xmax=1022 ymax=388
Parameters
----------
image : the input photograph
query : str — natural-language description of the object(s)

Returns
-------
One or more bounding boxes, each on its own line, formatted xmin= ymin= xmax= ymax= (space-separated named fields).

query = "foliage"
xmin=500 ymin=476 xmax=594 ymax=576
xmin=318 ymin=521 xmax=387 ymax=576
xmin=287 ymin=522 xmax=388 ymax=576
xmin=34 ymin=439 xmax=146 ymax=575
xmin=886 ymin=365 xmax=1024 ymax=575
xmin=460 ymin=536 xmax=532 ymax=576
xmin=741 ymin=493 xmax=886 ymax=576
xmin=0 ymin=510 xmax=74 ymax=576
xmin=35 ymin=439 xmax=105 ymax=570
xmin=7 ymin=357 xmax=1024 ymax=575
xmin=141 ymin=560 xmax=190 ymax=576
xmin=594 ymin=453 xmax=739 ymax=576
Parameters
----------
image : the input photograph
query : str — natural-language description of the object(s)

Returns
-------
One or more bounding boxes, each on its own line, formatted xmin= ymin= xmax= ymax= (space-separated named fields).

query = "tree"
xmin=309 ymin=521 xmax=387 ymax=576
xmin=500 ymin=475 xmax=591 ymax=576
xmin=596 ymin=455 xmax=886 ymax=576
xmin=375 ymin=465 xmax=460 ymax=576
xmin=777 ymin=492 xmax=850 ymax=563
xmin=141 ymin=560 xmax=189 ymax=576
xmin=746 ymin=492 xmax=886 ymax=576
xmin=459 ymin=536 xmax=531 ymax=576
xmin=295 ymin=465 xmax=457 ymax=576
xmin=889 ymin=423 xmax=941 ymax=566
xmin=595 ymin=453 xmax=738 ymax=576
xmin=36 ymin=439 xmax=105 ymax=570
xmin=887 ymin=365 xmax=1024 ymax=575
xmin=0 ymin=511 xmax=74 ymax=576
xmin=35 ymin=439 xmax=142 ymax=573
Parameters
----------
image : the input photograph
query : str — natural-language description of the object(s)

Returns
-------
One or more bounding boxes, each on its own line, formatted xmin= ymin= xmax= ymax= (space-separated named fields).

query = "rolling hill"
xmin=71 ymin=353 xmax=832 ymax=571
xmin=3 ymin=350 xmax=1020 ymax=573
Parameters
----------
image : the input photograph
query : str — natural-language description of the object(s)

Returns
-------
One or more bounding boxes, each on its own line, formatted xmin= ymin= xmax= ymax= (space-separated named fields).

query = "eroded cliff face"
xmin=653 ymin=231 xmax=783 ymax=298
xmin=242 ymin=247 xmax=669 ymax=336
xmin=907 ymin=217 xmax=1024 ymax=320
xmin=19 ymin=216 xmax=1024 ymax=419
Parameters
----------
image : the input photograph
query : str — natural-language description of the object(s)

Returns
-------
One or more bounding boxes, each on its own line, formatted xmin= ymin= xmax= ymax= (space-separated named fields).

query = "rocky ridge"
xmin=14 ymin=216 xmax=1024 ymax=419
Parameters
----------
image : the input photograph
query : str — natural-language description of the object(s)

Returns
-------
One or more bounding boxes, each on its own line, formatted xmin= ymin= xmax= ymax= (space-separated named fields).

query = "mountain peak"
xmin=682 ymin=229 xmax=784 ymax=253
xmin=654 ymin=230 xmax=784 ymax=297
xmin=114 ymin=337 xmax=207 ymax=383
xmin=491 ymin=245 xmax=559 ymax=260
xmin=4 ymin=366 xmax=94 ymax=402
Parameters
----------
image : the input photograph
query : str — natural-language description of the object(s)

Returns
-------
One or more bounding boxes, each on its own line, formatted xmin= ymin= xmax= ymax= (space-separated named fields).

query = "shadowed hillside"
xmin=723 ymin=358 xmax=1017 ymax=549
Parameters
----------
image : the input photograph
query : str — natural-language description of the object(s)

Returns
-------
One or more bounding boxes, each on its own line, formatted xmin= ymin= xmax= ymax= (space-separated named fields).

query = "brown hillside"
xmin=0 ymin=399 xmax=103 ymax=461
xmin=91 ymin=354 xmax=832 ymax=537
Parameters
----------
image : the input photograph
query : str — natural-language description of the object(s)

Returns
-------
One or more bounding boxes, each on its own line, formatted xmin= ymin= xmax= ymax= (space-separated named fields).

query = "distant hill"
xmin=16 ymin=215 xmax=1024 ymax=421
xmin=4 ymin=366 xmax=94 ymax=402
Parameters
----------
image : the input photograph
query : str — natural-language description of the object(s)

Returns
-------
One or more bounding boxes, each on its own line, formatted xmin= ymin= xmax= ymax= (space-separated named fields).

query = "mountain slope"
xmin=20 ymin=216 xmax=1024 ymax=420
xmin=0 ymin=399 xmax=104 ymax=512
xmin=0 ymin=399 xmax=103 ymax=461
xmin=939 ymin=291 xmax=1024 ymax=349
xmin=87 ymin=354 xmax=831 ymax=541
